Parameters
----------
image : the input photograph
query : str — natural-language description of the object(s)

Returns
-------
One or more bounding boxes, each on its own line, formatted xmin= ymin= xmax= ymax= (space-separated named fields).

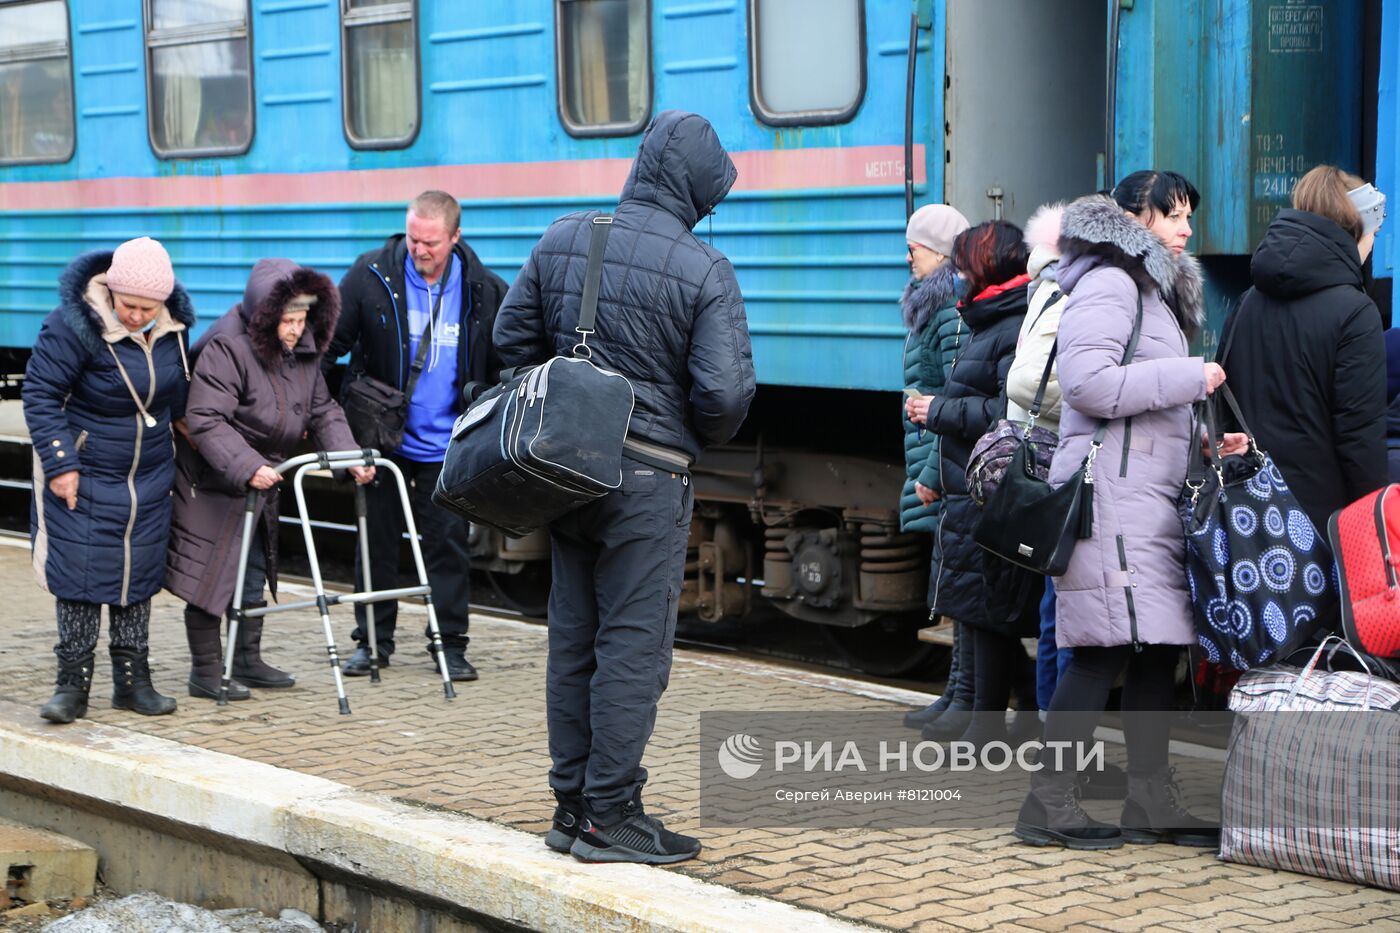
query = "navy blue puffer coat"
xmin=493 ymin=110 xmax=755 ymax=458
xmin=23 ymin=251 xmax=194 ymax=606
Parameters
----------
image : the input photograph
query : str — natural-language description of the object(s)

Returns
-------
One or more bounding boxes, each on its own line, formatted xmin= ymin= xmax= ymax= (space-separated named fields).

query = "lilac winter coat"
xmin=1048 ymin=196 xmax=1208 ymax=649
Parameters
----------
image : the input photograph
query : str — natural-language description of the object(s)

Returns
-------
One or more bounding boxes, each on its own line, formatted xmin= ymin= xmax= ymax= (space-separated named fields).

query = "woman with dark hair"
xmin=908 ymin=220 xmax=1037 ymax=743
xmin=1219 ymin=165 xmax=1388 ymax=534
xmin=166 ymin=259 xmax=373 ymax=700
xmin=1013 ymin=171 xmax=1238 ymax=851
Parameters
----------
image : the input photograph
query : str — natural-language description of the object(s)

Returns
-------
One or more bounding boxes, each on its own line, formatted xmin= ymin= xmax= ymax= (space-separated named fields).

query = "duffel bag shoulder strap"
xmin=573 ymin=214 xmax=613 ymax=360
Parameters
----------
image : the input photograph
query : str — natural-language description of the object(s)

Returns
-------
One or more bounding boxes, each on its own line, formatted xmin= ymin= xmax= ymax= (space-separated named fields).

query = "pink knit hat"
xmin=106 ymin=236 xmax=174 ymax=302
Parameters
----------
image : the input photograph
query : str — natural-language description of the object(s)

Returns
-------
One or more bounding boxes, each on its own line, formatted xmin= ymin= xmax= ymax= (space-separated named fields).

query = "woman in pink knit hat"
xmin=22 ymin=236 xmax=195 ymax=724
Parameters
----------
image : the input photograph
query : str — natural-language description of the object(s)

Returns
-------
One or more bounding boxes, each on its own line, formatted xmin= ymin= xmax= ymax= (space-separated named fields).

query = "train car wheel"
xmin=484 ymin=566 xmax=551 ymax=617
xmin=821 ymin=616 xmax=938 ymax=677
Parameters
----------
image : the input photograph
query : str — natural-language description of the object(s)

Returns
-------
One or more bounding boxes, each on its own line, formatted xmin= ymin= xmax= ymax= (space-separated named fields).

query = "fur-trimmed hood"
xmin=236 ymin=258 xmax=340 ymax=363
xmin=1056 ymin=195 xmax=1204 ymax=337
xmin=1024 ymin=202 xmax=1066 ymax=282
xmin=901 ymin=261 xmax=963 ymax=332
xmin=57 ymin=250 xmax=196 ymax=356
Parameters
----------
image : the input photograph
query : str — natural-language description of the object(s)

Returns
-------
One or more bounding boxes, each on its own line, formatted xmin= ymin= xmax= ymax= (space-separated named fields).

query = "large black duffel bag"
xmin=433 ymin=356 xmax=635 ymax=536
xmin=433 ymin=214 xmax=636 ymax=537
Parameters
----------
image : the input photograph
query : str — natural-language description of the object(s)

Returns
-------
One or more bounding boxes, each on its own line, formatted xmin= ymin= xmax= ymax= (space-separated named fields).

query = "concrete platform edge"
xmin=0 ymin=700 xmax=874 ymax=933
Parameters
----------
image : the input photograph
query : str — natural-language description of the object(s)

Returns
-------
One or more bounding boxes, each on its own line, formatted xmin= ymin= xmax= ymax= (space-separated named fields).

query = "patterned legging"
xmin=55 ymin=598 xmax=151 ymax=663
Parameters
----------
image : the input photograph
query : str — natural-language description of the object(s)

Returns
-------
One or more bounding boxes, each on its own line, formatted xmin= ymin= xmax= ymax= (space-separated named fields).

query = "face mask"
xmin=139 ymin=316 xmax=158 ymax=333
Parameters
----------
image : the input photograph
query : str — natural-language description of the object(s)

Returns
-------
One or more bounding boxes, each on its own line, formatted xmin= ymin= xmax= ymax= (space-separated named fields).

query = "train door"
xmin=943 ymin=0 xmax=1107 ymax=226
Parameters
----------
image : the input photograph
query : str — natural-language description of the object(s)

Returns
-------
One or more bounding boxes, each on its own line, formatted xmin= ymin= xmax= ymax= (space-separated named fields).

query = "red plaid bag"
xmin=1328 ymin=485 xmax=1400 ymax=658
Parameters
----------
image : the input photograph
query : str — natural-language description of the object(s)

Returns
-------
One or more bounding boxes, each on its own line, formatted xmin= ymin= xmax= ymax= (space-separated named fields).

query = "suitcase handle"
xmin=1290 ymin=635 xmax=1382 ymax=709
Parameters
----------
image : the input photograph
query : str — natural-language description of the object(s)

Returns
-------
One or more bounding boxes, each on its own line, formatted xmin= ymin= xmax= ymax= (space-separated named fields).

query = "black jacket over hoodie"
xmin=328 ymin=234 xmax=510 ymax=420
xmin=493 ymin=110 xmax=756 ymax=459
xmin=1219 ymin=209 xmax=1387 ymax=534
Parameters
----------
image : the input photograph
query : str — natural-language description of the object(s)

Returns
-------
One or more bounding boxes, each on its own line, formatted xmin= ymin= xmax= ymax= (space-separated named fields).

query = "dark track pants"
xmin=545 ymin=459 xmax=693 ymax=816
xmin=351 ymin=455 xmax=471 ymax=653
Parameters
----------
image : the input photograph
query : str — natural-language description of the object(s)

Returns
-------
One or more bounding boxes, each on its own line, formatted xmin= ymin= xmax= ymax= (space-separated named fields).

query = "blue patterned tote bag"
xmin=1179 ymin=387 xmax=1336 ymax=671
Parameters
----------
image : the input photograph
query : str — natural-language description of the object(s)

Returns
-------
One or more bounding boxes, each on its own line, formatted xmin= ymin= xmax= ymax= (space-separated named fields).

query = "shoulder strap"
xmin=1026 ymin=290 xmax=1066 ymax=421
xmin=404 ymin=257 xmax=450 ymax=401
xmin=1088 ymin=293 xmax=1145 ymax=446
xmin=1215 ymin=300 xmax=1244 ymax=365
xmin=574 ymin=214 xmax=613 ymax=359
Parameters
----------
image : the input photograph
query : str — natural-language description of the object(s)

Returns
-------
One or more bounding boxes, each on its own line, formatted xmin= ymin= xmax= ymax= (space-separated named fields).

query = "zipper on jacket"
xmin=366 ymin=264 xmax=405 ymax=390
xmin=75 ymin=430 xmax=88 ymax=452
xmin=1119 ymin=418 xmax=1133 ymax=478
xmin=120 ymin=337 xmax=160 ymax=606
xmin=1116 ymin=534 xmax=1141 ymax=651
xmin=930 ymin=507 xmax=948 ymax=613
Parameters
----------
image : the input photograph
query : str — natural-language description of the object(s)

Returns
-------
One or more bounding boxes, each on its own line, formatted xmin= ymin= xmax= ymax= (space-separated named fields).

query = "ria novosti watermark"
xmin=700 ymin=711 xmax=1225 ymax=829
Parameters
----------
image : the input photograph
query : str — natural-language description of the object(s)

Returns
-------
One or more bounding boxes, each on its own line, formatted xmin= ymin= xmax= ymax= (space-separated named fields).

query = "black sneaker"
xmin=545 ymin=793 xmax=583 ymax=853
xmin=569 ymin=798 xmax=701 ymax=865
xmin=342 ymin=646 xmax=389 ymax=677
xmin=427 ymin=645 xmax=478 ymax=682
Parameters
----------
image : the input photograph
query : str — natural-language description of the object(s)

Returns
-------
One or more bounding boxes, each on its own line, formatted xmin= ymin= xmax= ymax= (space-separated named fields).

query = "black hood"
xmin=1250 ymin=209 xmax=1364 ymax=300
xmin=959 ymin=279 xmax=1029 ymax=331
xmin=618 ymin=110 xmax=737 ymax=229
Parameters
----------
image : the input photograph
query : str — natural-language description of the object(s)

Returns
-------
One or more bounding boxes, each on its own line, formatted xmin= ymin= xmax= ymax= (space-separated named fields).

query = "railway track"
xmin=0 ymin=464 xmax=941 ymax=697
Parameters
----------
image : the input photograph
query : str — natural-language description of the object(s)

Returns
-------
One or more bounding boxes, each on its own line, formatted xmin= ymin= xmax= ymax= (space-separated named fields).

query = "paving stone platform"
xmin=0 ymin=543 xmax=1394 ymax=932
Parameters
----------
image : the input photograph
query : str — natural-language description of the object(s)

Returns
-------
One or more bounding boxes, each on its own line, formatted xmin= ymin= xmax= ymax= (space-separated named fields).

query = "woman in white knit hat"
xmin=896 ymin=204 xmax=971 ymax=733
xmin=23 ymin=236 xmax=195 ymax=724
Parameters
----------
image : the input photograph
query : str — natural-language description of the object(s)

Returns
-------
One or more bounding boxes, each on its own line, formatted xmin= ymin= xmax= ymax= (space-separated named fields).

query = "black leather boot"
xmin=1014 ymin=769 xmax=1123 ymax=850
xmin=186 ymin=606 xmax=249 ymax=701
xmin=231 ymin=604 xmax=295 ymax=688
xmin=904 ymin=622 xmax=961 ymax=729
xmin=110 ymin=647 xmax=177 ymax=716
xmin=921 ymin=621 xmax=975 ymax=741
xmin=1120 ymin=768 xmax=1220 ymax=847
xmin=40 ymin=654 xmax=94 ymax=724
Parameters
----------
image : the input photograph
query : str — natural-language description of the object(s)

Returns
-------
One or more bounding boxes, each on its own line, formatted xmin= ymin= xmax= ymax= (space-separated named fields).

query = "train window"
xmin=0 ymin=0 xmax=75 ymax=165
xmin=556 ymin=0 xmax=650 ymax=137
xmin=748 ymin=0 xmax=865 ymax=126
xmin=144 ymin=0 xmax=253 ymax=157
xmin=342 ymin=0 xmax=419 ymax=148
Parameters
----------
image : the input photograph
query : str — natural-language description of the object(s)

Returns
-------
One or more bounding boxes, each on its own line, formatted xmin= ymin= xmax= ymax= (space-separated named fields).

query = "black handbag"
xmin=341 ymin=268 xmax=449 ymax=452
xmin=974 ymin=296 xmax=1143 ymax=575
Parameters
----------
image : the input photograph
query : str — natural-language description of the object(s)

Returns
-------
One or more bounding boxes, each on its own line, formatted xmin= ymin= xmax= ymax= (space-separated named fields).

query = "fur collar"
xmin=239 ymin=260 xmax=341 ymax=365
xmin=57 ymin=250 xmax=196 ymax=356
xmin=1057 ymin=195 xmax=1204 ymax=337
xmin=901 ymin=262 xmax=961 ymax=332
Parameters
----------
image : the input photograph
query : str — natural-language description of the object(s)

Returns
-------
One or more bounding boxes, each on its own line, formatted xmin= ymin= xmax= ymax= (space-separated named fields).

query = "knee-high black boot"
xmin=110 ymin=647 xmax=177 ymax=716
xmin=231 ymin=602 xmax=295 ymax=688
xmin=921 ymin=621 xmax=976 ymax=740
xmin=186 ymin=606 xmax=250 ymax=701
xmin=904 ymin=619 xmax=962 ymax=729
xmin=39 ymin=654 xmax=94 ymax=724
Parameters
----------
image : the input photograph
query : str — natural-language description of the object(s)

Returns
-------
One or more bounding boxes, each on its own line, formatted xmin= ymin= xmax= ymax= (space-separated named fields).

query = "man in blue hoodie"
xmin=330 ymin=191 xmax=509 ymax=681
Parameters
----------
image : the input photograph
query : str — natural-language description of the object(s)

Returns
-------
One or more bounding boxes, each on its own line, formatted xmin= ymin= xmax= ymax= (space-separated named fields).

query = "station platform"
xmin=0 ymin=543 xmax=1394 ymax=932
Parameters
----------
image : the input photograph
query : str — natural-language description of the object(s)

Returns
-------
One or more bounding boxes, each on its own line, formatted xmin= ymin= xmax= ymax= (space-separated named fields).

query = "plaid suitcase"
xmin=1328 ymin=485 xmax=1400 ymax=658
xmin=1220 ymin=638 xmax=1400 ymax=891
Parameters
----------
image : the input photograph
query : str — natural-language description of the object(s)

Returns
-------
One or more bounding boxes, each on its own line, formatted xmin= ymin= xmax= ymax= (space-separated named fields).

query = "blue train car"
xmin=0 ymin=0 xmax=1372 ymax=670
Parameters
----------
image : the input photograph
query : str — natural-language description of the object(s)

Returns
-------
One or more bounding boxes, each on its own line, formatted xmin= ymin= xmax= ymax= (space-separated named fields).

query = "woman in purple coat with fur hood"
xmin=1013 ymin=173 xmax=1243 ymax=853
xmin=166 ymin=259 xmax=373 ymax=701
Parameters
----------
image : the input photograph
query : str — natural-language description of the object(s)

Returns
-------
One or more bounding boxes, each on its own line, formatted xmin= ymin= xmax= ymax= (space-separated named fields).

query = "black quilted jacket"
xmin=493 ymin=110 xmax=756 ymax=458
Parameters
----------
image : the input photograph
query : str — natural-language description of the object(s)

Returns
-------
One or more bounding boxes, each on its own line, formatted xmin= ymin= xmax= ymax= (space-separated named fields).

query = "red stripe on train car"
xmin=0 ymin=145 xmax=926 ymax=211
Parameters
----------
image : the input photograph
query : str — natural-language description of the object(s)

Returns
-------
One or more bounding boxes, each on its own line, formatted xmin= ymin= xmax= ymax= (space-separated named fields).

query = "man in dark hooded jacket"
xmin=494 ymin=110 xmax=754 ymax=864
